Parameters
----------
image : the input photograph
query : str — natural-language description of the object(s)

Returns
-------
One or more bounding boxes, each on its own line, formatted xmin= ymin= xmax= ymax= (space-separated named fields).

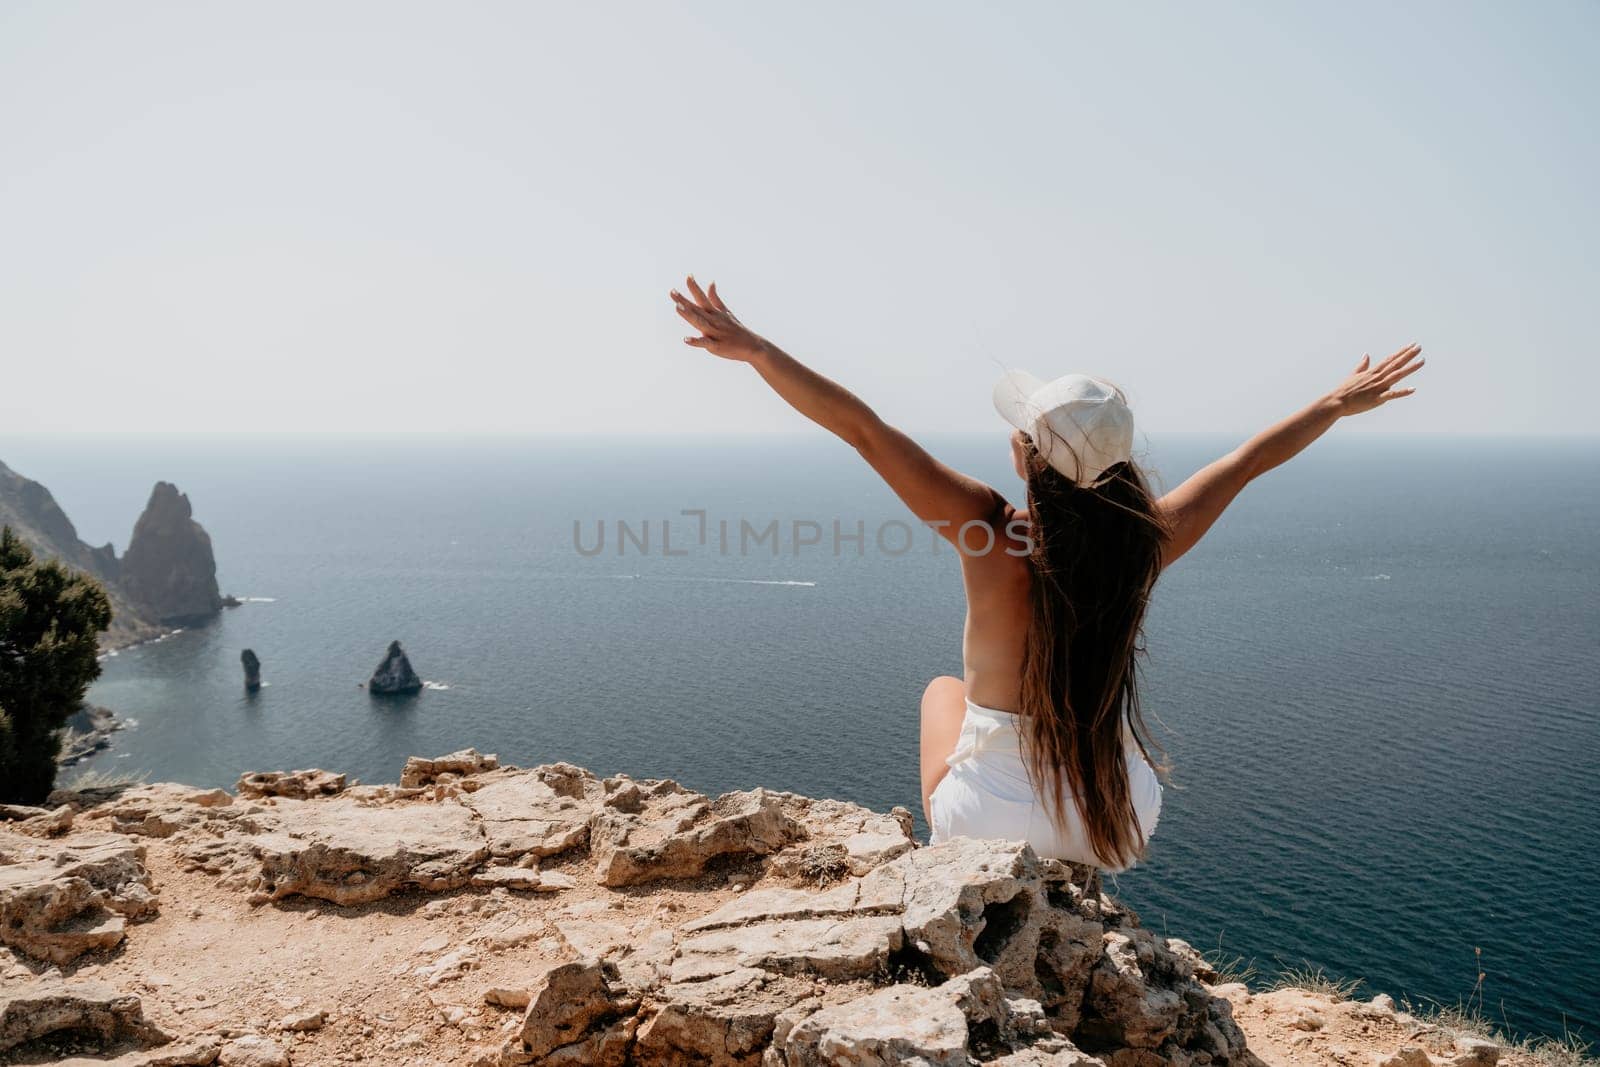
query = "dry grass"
xmin=1402 ymin=946 xmax=1597 ymax=1067
xmin=798 ymin=842 xmax=850 ymax=886
xmin=1516 ymin=1032 xmax=1596 ymax=1067
xmin=1269 ymin=962 xmax=1364 ymax=1001
xmin=58 ymin=766 xmax=148 ymax=790
xmin=1202 ymin=941 xmax=1258 ymax=986
xmin=1401 ymin=998 xmax=1595 ymax=1067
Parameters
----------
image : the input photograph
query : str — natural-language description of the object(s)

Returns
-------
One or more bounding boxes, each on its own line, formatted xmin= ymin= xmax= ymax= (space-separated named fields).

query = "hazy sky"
xmin=2 ymin=1 xmax=1595 ymax=436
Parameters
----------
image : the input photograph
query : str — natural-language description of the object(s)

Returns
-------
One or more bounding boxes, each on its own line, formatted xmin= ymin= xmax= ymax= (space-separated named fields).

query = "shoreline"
xmin=56 ymin=703 xmax=125 ymax=768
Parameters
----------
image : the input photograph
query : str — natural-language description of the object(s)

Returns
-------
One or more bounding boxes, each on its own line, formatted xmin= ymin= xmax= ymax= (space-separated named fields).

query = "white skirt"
xmin=927 ymin=698 xmax=1162 ymax=871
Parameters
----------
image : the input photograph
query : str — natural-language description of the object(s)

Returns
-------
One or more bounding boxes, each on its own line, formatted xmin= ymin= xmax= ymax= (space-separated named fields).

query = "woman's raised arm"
xmin=670 ymin=277 xmax=1005 ymax=545
xmin=1158 ymin=344 xmax=1426 ymax=566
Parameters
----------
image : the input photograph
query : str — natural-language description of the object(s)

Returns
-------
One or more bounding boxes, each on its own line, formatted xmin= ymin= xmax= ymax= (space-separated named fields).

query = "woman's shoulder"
xmin=959 ymin=505 xmax=1034 ymax=598
xmin=998 ymin=506 xmax=1034 ymax=562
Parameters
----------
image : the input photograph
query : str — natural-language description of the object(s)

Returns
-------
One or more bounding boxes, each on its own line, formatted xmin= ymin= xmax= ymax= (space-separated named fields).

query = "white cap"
xmin=993 ymin=370 xmax=1135 ymax=486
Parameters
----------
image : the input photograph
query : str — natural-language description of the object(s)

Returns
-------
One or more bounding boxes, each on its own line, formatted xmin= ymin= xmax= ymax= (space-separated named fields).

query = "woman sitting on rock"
xmin=671 ymin=277 xmax=1423 ymax=870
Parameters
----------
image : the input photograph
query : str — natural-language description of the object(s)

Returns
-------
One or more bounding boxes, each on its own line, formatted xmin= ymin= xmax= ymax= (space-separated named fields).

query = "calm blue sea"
xmin=2 ymin=433 xmax=1595 ymax=1041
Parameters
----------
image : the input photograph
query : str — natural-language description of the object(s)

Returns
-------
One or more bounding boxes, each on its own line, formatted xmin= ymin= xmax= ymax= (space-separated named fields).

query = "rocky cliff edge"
xmin=0 ymin=757 xmax=1532 ymax=1067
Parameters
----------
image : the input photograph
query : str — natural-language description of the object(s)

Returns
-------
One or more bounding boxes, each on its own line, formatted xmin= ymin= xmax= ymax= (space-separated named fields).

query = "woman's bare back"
xmin=958 ymin=505 xmax=1034 ymax=714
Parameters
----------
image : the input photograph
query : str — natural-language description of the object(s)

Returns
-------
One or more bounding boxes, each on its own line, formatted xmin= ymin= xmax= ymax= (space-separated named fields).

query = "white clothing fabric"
xmin=927 ymin=697 xmax=1162 ymax=871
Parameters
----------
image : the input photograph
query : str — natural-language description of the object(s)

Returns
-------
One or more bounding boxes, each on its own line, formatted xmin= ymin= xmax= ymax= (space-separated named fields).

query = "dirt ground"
xmin=9 ymin=837 xmax=758 ymax=1065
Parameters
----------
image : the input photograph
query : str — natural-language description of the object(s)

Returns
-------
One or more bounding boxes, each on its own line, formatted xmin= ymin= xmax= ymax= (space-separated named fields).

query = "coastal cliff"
xmin=0 ymin=757 xmax=1539 ymax=1067
xmin=0 ymin=461 xmax=224 ymax=647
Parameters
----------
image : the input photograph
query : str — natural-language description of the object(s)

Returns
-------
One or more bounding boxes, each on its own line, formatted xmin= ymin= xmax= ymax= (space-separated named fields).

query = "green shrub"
xmin=0 ymin=527 xmax=112 ymax=803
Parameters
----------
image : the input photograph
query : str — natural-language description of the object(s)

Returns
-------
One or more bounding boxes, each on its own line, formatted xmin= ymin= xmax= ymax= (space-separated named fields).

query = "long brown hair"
xmin=1017 ymin=435 xmax=1169 ymax=869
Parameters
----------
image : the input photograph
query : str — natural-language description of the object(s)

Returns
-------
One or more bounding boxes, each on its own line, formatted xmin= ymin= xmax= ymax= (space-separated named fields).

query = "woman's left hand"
xmin=1326 ymin=343 xmax=1425 ymax=416
xmin=671 ymin=276 xmax=770 ymax=363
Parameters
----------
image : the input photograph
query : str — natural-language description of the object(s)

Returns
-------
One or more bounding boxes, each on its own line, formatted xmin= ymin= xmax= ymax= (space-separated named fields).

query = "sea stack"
xmin=119 ymin=482 xmax=224 ymax=626
xmin=369 ymin=640 xmax=422 ymax=695
xmin=241 ymin=649 xmax=261 ymax=692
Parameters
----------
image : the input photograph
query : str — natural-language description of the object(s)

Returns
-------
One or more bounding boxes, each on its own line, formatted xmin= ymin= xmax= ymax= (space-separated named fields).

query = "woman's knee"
xmin=920 ymin=675 xmax=966 ymax=827
xmin=920 ymin=677 xmax=966 ymax=771
xmin=921 ymin=675 xmax=964 ymax=713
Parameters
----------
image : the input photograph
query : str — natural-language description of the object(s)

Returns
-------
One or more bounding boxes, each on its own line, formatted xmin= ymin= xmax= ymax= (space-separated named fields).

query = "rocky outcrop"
xmin=241 ymin=649 xmax=261 ymax=692
xmin=243 ymin=797 xmax=491 ymax=906
xmin=782 ymin=966 xmax=1076 ymax=1066
xmin=92 ymin=782 xmax=234 ymax=839
xmin=0 ymin=801 xmax=74 ymax=836
xmin=217 ymin=1035 xmax=290 ymax=1066
xmin=0 ymin=977 xmax=171 ymax=1055
xmin=401 ymin=748 xmax=499 ymax=789
xmin=503 ymin=958 xmax=640 ymax=1065
xmin=590 ymin=780 xmax=804 ymax=887
xmin=369 ymin=640 xmax=423 ymax=695
xmin=527 ymin=828 xmax=1247 ymax=1066
xmin=0 ymin=754 xmax=1543 ymax=1067
xmin=13 ymin=755 xmax=1270 ymax=1066
xmin=0 ymin=827 xmax=157 ymax=964
xmin=119 ymin=482 xmax=223 ymax=627
xmin=461 ymin=762 xmax=607 ymax=860
xmin=236 ymin=769 xmax=347 ymax=800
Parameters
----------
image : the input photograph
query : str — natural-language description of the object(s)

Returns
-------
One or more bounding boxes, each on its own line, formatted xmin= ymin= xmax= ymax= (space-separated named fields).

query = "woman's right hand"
xmin=1326 ymin=343 xmax=1425 ymax=416
xmin=670 ymin=276 xmax=772 ymax=363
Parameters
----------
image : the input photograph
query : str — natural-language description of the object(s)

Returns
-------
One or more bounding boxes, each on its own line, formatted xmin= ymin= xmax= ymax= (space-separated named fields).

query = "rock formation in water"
xmin=0 ymin=755 xmax=1527 ymax=1067
xmin=242 ymin=649 xmax=262 ymax=692
xmin=369 ymin=640 xmax=423 ymax=695
xmin=0 ymin=460 xmax=226 ymax=648
xmin=118 ymin=482 xmax=224 ymax=627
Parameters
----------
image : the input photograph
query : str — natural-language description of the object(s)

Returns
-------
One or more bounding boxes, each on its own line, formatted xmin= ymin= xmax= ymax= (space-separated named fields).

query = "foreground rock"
xmin=23 ymin=756 xmax=1251 ymax=1063
xmin=13 ymin=752 xmax=1529 ymax=1067
xmin=590 ymin=780 xmax=803 ymax=888
xmin=218 ymin=1034 xmax=290 ymax=1066
xmin=782 ymin=967 xmax=1072 ymax=1066
xmin=242 ymin=797 xmax=489 ymax=905
xmin=368 ymin=639 xmax=423 ymax=695
xmin=0 ymin=802 xmax=74 ymax=837
xmin=460 ymin=762 xmax=604 ymax=860
xmin=91 ymin=782 xmax=234 ymax=840
xmin=0 ymin=828 xmax=156 ymax=963
xmin=503 ymin=957 xmax=640 ymax=1065
xmin=0 ymin=977 xmax=169 ymax=1054
xmin=401 ymin=748 xmax=500 ymax=789
xmin=236 ymin=768 xmax=346 ymax=800
xmin=494 ymin=828 xmax=1249 ymax=1065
